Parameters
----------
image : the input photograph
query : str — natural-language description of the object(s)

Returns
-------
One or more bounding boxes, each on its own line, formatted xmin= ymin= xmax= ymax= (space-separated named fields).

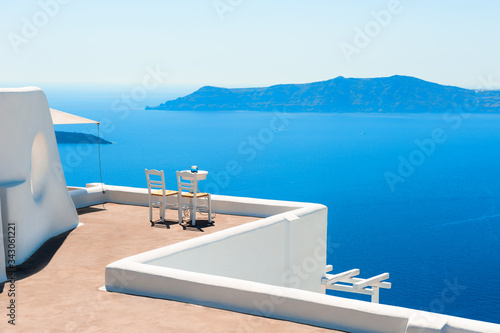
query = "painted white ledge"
xmin=70 ymin=183 xmax=306 ymax=217
xmin=71 ymin=185 xmax=500 ymax=333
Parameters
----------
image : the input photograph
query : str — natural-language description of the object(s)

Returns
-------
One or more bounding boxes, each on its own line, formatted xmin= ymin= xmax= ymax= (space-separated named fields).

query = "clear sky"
xmin=1 ymin=0 xmax=499 ymax=90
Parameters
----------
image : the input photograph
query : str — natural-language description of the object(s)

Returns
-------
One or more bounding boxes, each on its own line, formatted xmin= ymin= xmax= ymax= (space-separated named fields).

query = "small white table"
xmin=179 ymin=170 xmax=208 ymax=181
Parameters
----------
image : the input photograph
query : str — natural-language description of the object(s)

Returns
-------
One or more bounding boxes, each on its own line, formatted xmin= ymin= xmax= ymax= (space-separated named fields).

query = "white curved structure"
xmin=0 ymin=87 xmax=79 ymax=280
xmin=103 ymin=190 xmax=500 ymax=333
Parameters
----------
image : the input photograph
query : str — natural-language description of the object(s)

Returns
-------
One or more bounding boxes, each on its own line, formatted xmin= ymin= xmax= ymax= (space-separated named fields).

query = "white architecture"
xmin=73 ymin=184 xmax=500 ymax=333
xmin=0 ymin=87 xmax=79 ymax=280
xmin=1 ymin=86 xmax=499 ymax=332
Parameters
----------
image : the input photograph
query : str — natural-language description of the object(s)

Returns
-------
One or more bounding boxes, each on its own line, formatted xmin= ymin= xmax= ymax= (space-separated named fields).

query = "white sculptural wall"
xmin=0 ymin=87 xmax=79 ymax=280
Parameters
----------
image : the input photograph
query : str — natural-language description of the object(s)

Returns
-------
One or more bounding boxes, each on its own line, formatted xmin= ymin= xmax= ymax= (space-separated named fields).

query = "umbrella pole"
xmin=97 ymin=123 xmax=105 ymax=195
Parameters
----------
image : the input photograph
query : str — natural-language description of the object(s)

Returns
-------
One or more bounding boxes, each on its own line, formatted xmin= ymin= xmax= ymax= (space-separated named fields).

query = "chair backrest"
xmin=176 ymin=170 xmax=199 ymax=195
xmin=145 ymin=169 xmax=166 ymax=196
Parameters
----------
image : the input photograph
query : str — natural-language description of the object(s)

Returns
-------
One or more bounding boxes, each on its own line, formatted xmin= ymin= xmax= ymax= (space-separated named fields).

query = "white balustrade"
xmin=322 ymin=266 xmax=391 ymax=303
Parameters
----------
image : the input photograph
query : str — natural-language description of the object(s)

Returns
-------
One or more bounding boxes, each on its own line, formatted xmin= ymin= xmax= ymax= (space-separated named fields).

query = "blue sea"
xmin=47 ymin=88 xmax=500 ymax=324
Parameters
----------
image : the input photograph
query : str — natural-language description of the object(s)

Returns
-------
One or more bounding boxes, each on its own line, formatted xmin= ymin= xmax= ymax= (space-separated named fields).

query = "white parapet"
xmin=98 ymin=187 xmax=500 ymax=333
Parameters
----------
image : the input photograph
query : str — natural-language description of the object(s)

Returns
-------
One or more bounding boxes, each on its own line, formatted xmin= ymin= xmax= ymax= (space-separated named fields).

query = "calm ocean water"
xmin=48 ymin=89 xmax=500 ymax=324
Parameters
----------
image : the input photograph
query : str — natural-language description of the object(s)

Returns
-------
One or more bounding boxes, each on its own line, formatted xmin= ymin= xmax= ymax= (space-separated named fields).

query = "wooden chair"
xmin=145 ymin=169 xmax=178 ymax=226
xmin=176 ymin=170 xmax=212 ymax=226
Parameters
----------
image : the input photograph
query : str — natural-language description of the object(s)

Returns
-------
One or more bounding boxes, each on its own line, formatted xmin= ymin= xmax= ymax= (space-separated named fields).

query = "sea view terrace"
xmin=2 ymin=181 xmax=499 ymax=333
xmin=68 ymin=185 xmax=500 ymax=332
xmin=2 ymin=88 xmax=500 ymax=333
xmin=0 ymin=200 xmax=340 ymax=333
xmin=3 ymin=0 xmax=500 ymax=330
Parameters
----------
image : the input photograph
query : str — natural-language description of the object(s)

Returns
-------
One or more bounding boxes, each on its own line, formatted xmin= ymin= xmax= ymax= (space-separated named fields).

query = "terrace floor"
xmin=0 ymin=203 xmax=344 ymax=333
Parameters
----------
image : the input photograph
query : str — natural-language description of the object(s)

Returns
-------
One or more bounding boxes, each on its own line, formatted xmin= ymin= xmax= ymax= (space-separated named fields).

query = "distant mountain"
xmin=146 ymin=75 xmax=500 ymax=112
xmin=55 ymin=131 xmax=112 ymax=144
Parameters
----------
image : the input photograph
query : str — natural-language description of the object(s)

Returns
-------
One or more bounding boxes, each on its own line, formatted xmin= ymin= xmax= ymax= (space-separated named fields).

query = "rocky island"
xmin=146 ymin=75 xmax=500 ymax=112
xmin=55 ymin=131 xmax=112 ymax=144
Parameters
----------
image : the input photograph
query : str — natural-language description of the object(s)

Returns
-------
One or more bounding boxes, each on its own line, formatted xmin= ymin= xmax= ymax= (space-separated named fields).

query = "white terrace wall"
xmin=144 ymin=205 xmax=326 ymax=291
xmin=74 ymin=184 xmax=328 ymax=291
xmin=0 ymin=88 xmax=79 ymax=274
xmin=76 ymin=184 xmax=328 ymax=292
xmin=101 ymin=185 xmax=500 ymax=333
xmin=105 ymin=201 xmax=328 ymax=298
xmin=71 ymin=183 xmax=306 ymax=217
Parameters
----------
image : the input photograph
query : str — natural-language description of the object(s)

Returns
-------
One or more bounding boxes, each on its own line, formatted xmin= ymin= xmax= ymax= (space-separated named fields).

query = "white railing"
xmin=322 ymin=265 xmax=391 ymax=303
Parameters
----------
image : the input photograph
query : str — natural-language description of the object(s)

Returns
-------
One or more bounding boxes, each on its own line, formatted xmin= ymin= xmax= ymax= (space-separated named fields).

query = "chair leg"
xmin=208 ymin=195 xmax=212 ymax=224
xmin=178 ymin=204 xmax=183 ymax=224
xmin=149 ymin=202 xmax=155 ymax=226
xmin=192 ymin=196 xmax=196 ymax=226
xmin=160 ymin=204 xmax=164 ymax=223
